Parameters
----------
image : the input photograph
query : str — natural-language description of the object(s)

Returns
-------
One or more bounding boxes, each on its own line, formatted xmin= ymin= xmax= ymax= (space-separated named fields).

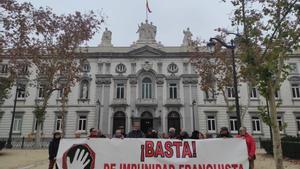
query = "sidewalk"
xmin=0 ymin=149 xmax=48 ymax=169
xmin=0 ymin=149 xmax=299 ymax=169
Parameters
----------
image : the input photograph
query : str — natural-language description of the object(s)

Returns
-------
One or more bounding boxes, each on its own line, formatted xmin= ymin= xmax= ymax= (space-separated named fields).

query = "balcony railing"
xmin=110 ymin=98 xmax=128 ymax=107
xmin=136 ymin=98 xmax=158 ymax=107
xmin=165 ymin=98 xmax=182 ymax=107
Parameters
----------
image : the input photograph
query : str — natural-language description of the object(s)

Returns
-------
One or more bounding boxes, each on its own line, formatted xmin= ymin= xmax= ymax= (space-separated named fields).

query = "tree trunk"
xmin=34 ymin=96 xmax=49 ymax=148
xmin=268 ymin=84 xmax=284 ymax=169
xmin=34 ymin=121 xmax=42 ymax=148
xmin=61 ymin=94 xmax=66 ymax=138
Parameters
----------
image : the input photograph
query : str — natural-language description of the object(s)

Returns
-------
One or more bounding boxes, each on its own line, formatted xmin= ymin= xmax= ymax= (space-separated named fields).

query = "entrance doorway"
xmin=112 ymin=111 xmax=126 ymax=134
xmin=140 ymin=111 xmax=153 ymax=134
xmin=168 ymin=111 xmax=181 ymax=134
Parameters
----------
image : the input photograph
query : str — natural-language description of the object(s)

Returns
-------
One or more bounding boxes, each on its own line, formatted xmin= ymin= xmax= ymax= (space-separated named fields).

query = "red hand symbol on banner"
xmin=67 ymin=149 xmax=90 ymax=169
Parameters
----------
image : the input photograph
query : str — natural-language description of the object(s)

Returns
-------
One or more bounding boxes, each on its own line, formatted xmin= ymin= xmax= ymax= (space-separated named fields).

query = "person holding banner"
xmin=113 ymin=129 xmax=124 ymax=139
xmin=88 ymin=128 xmax=98 ymax=138
xmin=127 ymin=122 xmax=145 ymax=138
xmin=236 ymin=127 xmax=256 ymax=169
xmin=48 ymin=131 xmax=61 ymax=169
xmin=217 ymin=127 xmax=233 ymax=138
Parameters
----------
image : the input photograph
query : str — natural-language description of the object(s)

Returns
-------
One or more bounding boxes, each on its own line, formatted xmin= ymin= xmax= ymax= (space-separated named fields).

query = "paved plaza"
xmin=0 ymin=149 xmax=299 ymax=169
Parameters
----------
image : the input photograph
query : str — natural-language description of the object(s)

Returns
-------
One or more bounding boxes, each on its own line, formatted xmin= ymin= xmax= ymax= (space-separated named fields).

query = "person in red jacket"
xmin=236 ymin=127 xmax=256 ymax=169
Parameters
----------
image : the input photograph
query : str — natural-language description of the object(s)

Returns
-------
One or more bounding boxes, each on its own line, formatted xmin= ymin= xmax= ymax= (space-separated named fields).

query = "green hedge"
xmin=260 ymin=136 xmax=300 ymax=159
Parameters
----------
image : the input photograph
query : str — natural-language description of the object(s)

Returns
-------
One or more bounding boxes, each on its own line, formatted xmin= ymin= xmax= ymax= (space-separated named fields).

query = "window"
xmin=19 ymin=65 xmax=28 ymax=75
xmin=78 ymin=115 xmax=87 ymax=132
xmin=250 ymin=87 xmax=258 ymax=99
xmin=56 ymin=116 xmax=62 ymax=131
xmin=167 ymin=63 xmax=178 ymax=73
xmin=252 ymin=117 xmax=261 ymax=134
xmin=296 ymin=117 xmax=300 ymax=134
xmin=13 ymin=116 xmax=22 ymax=133
xmin=277 ymin=116 xmax=284 ymax=134
xmin=0 ymin=64 xmax=8 ymax=74
xmin=207 ymin=116 xmax=216 ymax=132
xmin=292 ymin=84 xmax=300 ymax=98
xmin=289 ymin=63 xmax=298 ymax=74
xmin=227 ymin=87 xmax=235 ymax=98
xmin=116 ymin=83 xmax=125 ymax=99
xmin=34 ymin=119 xmax=44 ymax=132
xmin=17 ymin=84 xmax=26 ymax=99
xmin=38 ymin=85 xmax=45 ymax=98
xmin=83 ymin=64 xmax=90 ymax=72
xmin=58 ymin=88 xmax=64 ymax=99
xmin=169 ymin=83 xmax=178 ymax=99
xmin=229 ymin=116 xmax=238 ymax=133
xmin=116 ymin=63 xmax=126 ymax=73
xmin=142 ymin=78 xmax=152 ymax=99
xmin=275 ymin=90 xmax=280 ymax=99
xmin=80 ymin=81 xmax=89 ymax=99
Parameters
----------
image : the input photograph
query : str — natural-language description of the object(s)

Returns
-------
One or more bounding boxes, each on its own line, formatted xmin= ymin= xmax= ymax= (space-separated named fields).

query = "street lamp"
xmin=96 ymin=99 xmax=101 ymax=130
xmin=192 ymin=100 xmax=196 ymax=131
xmin=207 ymin=38 xmax=242 ymax=129
xmin=6 ymin=82 xmax=24 ymax=148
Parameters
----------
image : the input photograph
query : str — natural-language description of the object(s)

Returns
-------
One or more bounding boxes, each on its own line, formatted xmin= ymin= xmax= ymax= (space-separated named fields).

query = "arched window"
xmin=113 ymin=111 xmax=126 ymax=134
xmin=142 ymin=78 xmax=152 ymax=99
xmin=141 ymin=111 xmax=153 ymax=134
xmin=168 ymin=111 xmax=180 ymax=134
xmin=80 ymin=80 xmax=89 ymax=99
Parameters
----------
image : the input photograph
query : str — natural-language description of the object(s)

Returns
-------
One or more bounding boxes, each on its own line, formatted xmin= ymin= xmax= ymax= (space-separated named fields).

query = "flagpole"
xmin=146 ymin=0 xmax=148 ymax=21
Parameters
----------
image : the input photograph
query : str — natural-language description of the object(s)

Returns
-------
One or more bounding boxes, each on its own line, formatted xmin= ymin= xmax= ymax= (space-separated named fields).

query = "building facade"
xmin=0 ymin=21 xmax=300 ymax=139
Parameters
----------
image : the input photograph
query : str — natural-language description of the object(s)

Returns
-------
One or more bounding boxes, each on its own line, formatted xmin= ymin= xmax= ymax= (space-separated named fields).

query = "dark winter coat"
xmin=127 ymin=130 xmax=145 ymax=138
xmin=48 ymin=137 xmax=60 ymax=160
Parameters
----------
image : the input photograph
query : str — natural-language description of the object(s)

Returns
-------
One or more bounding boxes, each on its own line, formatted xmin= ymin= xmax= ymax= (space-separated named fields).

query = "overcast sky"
xmin=17 ymin=0 xmax=234 ymax=47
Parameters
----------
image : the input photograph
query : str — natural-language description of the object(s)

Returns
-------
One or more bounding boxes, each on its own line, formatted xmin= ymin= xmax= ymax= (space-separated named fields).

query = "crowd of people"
xmin=49 ymin=125 xmax=256 ymax=169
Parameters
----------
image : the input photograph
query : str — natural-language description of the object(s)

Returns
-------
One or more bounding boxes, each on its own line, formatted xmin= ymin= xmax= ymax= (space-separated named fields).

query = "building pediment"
xmin=128 ymin=45 xmax=165 ymax=57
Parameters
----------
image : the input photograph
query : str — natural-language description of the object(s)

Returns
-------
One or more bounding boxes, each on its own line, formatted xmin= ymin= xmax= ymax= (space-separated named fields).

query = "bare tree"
xmin=222 ymin=1 xmax=300 ymax=168
xmin=30 ymin=6 xmax=102 ymax=147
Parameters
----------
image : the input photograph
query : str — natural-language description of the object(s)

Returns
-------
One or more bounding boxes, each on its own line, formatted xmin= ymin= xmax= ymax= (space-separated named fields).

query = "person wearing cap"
xmin=48 ymin=131 xmax=61 ymax=169
xmin=236 ymin=127 xmax=256 ymax=169
xmin=217 ymin=127 xmax=233 ymax=138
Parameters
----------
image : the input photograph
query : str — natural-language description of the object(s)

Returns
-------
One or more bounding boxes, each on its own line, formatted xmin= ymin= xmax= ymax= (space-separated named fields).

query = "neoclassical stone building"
xmin=0 ymin=21 xmax=300 ymax=138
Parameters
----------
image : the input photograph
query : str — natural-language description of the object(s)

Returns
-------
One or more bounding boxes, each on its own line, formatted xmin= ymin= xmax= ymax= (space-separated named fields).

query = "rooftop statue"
xmin=100 ymin=27 xmax=112 ymax=47
xmin=182 ymin=27 xmax=193 ymax=47
xmin=136 ymin=20 xmax=157 ymax=43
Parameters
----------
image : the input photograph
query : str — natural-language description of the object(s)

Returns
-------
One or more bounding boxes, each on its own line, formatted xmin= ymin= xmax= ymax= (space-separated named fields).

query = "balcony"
xmin=136 ymin=98 xmax=158 ymax=107
xmin=110 ymin=98 xmax=128 ymax=107
xmin=164 ymin=98 xmax=183 ymax=107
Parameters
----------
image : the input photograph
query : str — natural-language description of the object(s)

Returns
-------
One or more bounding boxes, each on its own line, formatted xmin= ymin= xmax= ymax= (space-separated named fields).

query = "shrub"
xmin=260 ymin=136 xmax=300 ymax=159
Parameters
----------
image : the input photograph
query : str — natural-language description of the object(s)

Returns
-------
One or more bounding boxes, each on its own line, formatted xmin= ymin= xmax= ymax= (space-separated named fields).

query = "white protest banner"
xmin=56 ymin=138 xmax=249 ymax=169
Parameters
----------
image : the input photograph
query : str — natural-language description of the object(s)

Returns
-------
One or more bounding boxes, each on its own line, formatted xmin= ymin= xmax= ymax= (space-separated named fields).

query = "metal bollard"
xmin=21 ymin=136 xmax=25 ymax=149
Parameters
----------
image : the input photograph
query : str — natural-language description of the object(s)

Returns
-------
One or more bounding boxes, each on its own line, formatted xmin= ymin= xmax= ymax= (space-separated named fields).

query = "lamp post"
xmin=207 ymin=38 xmax=242 ymax=129
xmin=96 ymin=99 xmax=101 ymax=130
xmin=6 ymin=83 xmax=23 ymax=148
xmin=192 ymin=100 xmax=196 ymax=131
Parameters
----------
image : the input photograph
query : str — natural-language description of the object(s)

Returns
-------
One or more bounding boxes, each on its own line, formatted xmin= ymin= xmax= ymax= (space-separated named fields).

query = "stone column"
xmin=128 ymin=75 xmax=137 ymax=131
xmin=182 ymin=78 xmax=192 ymax=131
xmin=191 ymin=78 xmax=199 ymax=130
xmin=96 ymin=75 xmax=112 ymax=134
xmin=156 ymin=75 xmax=164 ymax=132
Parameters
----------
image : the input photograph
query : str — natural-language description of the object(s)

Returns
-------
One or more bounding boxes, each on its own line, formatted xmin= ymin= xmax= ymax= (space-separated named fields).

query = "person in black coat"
xmin=127 ymin=122 xmax=145 ymax=138
xmin=48 ymin=132 xmax=61 ymax=169
xmin=217 ymin=127 xmax=233 ymax=138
